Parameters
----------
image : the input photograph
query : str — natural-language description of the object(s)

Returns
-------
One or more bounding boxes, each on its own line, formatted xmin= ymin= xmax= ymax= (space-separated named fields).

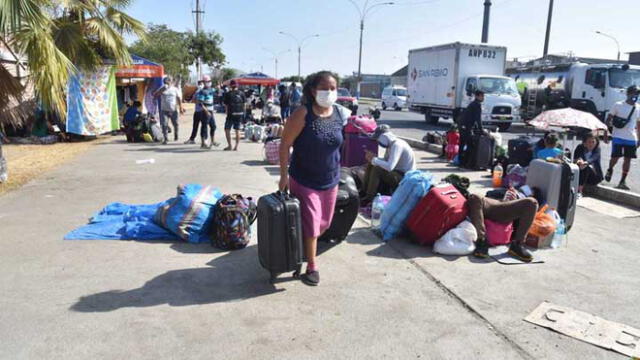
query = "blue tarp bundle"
xmin=64 ymin=202 xmax=179 ymax=241
xmin=65 ymin=184 xmax=223 ymax=243
xmin=379 ymin=170 xmax=434 ymax=242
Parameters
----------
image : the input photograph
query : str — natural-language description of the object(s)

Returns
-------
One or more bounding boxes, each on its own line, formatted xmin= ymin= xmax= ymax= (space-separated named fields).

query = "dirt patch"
xmin=0 ymin=139 xmax=103 ymax=196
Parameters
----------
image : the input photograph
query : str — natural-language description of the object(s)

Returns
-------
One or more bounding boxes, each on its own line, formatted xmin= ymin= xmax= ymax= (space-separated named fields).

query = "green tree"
xmin=281 ymin=75 xmax=305 ymax=83
xmin=187 ymin=31 xmax=226 ymax=69
xmin=219 ymin=68 xmax=238 ymax=82
xmin=129 ymin=24 xmax=191 ymax=80
xmin=0 ymin=0 xmax=146 ymax=120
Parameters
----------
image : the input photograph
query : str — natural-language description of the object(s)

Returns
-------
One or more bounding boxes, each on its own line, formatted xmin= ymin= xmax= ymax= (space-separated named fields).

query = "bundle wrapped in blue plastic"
xmin=64 ymin=202 xmax=179 ymax=241
xmin=153 ymin=184 xmax=223 ymax=244
xmin=379 ymin=170 xmax=434 ymax=242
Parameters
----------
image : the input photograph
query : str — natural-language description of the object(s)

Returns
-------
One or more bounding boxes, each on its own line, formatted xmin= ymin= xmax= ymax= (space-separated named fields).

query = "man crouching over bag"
xmin=361 ymin=125 xmax=416 ymax=204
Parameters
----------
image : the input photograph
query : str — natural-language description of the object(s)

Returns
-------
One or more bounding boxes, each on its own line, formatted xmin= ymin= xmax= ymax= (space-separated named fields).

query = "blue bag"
xmin=379 ymin=170 xmax=434 ymax=242
xmin=154 ymin=184 xmax=223 ymax=243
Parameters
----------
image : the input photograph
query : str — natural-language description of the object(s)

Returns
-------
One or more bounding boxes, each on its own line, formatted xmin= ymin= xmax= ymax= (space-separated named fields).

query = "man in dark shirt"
xmin=459 ymin=90 xmax=484 ymax=168
xmin=223 ymin=80 xmax=246 ymax=151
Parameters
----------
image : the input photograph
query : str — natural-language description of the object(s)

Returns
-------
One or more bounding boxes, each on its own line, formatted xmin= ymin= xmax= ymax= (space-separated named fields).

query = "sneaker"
xmin=473 ymin=239 xmax=489 ymax=258
xmin=605 ymin=169 xmax=613 ymax=182
xmin=162 ymin=140 xmax=168 ymax=145
xmin=200 ymin=143 xmax=207 ymax=149
xmin=508 ymin=242 xmax=533 ymax=263
xmin=211 ymin=142 xmax=221 ymax=147
xmin=576 ymin=192 xmax=583 ymax=200
xmin=616 ymin=182 xmax=630 ymax=191
xmin=184 ymin=139 xmax=195 ymax=144
xmin=301 ymin=271 xmax=319 ymax=286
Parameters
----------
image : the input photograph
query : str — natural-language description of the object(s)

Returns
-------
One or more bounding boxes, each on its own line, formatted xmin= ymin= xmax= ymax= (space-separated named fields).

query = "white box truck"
xmin=407 ymin=42 xmax=521 ymax=131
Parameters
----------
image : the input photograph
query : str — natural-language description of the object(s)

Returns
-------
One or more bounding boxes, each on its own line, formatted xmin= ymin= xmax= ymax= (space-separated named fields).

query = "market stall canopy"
xmin=529 ymin=108 xmax=608 ymax=131
xmin=115 ymin=55 xmax=164 ymax=78
xmin=226 ymin=72 xmax=280 ymax=86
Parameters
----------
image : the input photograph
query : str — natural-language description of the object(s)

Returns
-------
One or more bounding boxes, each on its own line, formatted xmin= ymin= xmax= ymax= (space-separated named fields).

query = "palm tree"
xmin=0 ymin=0 xmax=146 ymax=125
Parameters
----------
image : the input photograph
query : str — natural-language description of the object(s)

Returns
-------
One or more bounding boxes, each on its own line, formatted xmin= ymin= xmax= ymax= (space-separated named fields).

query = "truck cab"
xmin=460 ymin=75 xmax=522 ymax=131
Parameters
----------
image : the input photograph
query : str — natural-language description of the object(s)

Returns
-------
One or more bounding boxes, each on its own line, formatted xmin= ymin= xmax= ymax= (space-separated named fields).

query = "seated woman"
xmin=536 ymin=133 xmax=563 ymax=160
xmin=573 ymin=132 xmax=603 ymax=194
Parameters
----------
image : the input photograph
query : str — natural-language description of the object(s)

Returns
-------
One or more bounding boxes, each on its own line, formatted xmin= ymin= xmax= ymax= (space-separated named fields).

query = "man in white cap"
xmin=361 ymin=124 xmax=416 ymax=203
xmin=153 ymin=76 xmax=184 ymax=144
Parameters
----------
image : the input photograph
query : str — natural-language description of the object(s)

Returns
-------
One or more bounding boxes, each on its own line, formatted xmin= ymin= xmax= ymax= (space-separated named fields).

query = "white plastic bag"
xmin=433 ymin=220 xmax=477 ymax=256
xmin=0 ymin=147 xmax=7 ymax=183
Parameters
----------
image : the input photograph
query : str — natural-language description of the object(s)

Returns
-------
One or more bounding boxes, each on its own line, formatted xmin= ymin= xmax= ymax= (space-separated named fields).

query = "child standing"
xmin=445 ymin=125 xmax=460 ymax=162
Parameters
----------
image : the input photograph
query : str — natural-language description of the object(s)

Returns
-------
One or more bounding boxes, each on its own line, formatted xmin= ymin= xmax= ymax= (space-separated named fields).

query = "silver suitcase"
xmin=526 ymin=159 xmax=579 ymax=231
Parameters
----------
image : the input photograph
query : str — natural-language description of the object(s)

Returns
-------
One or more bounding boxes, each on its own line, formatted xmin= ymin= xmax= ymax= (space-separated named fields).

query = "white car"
xmin=381 ymin=86 xmax=408 ymax=111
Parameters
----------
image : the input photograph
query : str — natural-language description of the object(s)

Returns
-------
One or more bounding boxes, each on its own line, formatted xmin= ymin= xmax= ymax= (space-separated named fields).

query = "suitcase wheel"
xmin=292 ymin=265 xmax=302 ymax=279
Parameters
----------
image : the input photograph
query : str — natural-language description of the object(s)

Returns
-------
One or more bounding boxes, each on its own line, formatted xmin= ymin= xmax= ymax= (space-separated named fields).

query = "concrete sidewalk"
xmin=0 ymin=112 xmax=638 ymax=359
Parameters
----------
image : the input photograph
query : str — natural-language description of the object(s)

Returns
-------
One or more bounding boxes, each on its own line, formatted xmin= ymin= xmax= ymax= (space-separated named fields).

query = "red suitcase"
xmin=406 ymin=184 xmax=468 ymax=246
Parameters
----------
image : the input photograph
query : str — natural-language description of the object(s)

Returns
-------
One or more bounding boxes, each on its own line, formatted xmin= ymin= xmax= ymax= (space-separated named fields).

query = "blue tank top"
xmin=289 ymin=104 xmax=344 ymax=190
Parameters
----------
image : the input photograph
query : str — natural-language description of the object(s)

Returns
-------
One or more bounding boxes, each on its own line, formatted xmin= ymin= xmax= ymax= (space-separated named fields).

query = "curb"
xmin=399 ymin=136 xmax=640 ymax=210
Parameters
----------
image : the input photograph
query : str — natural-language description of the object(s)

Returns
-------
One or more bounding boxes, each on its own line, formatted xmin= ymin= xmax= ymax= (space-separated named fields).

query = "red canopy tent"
xmin=225 ymin=72 xmax=280 ymax=86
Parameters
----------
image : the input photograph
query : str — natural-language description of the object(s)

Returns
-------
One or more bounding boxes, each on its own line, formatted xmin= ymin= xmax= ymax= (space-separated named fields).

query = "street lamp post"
xmin=347 ymin=0 xmax=394 ymax=99
xmin=263 ymin=48 xmax=291 ymax=79
xmin=595 ymin=31 xmax=621 ymax=62
xmin=279 ymin=32 xmax=320 ymax=80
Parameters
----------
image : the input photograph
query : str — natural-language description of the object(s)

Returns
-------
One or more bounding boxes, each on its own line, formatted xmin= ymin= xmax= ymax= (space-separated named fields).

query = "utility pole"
xmin=348 ymin=1 xmax=394 ymax=99
xmin=543 ymin=0 xmax=554 ymax=58
xmin=280 ymin=32 xmax=319 ymax=81
xmin=193 ymin=0 xmax=204 ymax=80
xmin=481 ymin=0 xmax=491 ymax=43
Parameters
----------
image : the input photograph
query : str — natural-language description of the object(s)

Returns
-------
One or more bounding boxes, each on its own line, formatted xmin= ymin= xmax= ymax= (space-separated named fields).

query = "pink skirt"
xmin=289 ymin=177 xmax=338 ymax=239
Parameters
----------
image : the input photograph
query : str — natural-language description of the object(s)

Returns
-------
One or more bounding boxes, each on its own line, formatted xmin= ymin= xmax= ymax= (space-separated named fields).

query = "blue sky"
xmin=125 ymin=0 xmax=639 ymax=78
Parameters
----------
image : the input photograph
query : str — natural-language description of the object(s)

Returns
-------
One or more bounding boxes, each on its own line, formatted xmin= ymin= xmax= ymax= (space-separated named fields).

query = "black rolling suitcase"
xmin=469 ymin=134 xmax=494 ymax=170
xmin=319 ymin=169 xmax=361 ymax=243
xmin=507 ymin=136 xmax=536 ymax=167
xmin=257 ymin=192 xmax=303 ymax=283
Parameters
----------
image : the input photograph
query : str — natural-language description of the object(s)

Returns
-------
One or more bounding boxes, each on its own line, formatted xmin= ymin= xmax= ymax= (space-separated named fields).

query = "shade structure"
xmin=226 ymin=72 xmax=280 ymax=86
xmin=529 ymin=108 xmax=608 ymax=131
xmin=115 ymin=55 xmax=164 ymax=78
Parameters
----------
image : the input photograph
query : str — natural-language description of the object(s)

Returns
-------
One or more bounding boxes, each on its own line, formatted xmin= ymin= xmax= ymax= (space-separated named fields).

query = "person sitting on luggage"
xmin=536 ymin=133 xmax=563 ymax=160
xmin=279 ymin=71 xmax=346 ymax=287
xmin=573 ymin=132 xmax=603 ymax=195
xmin=468 ymin=193 xmax=539 ymax=263
xmin=459 ymin=90 xmax=484 ymax=168
xmin=123 ymin=101 xmax=142 ymax=142
xmin=361 ymin=125 xmax=416 ymax=204
xmin=445 ymin=124 xmax=460 ymax=162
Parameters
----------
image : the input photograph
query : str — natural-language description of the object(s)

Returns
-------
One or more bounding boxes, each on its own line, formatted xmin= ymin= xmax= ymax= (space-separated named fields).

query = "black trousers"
xmin=579 ymin=165 xmax=602 ymax=186
xmin=459 ymin=130 xmax=473 ymax=168
xmin=188 ymin=112 xmax=200 ymax=141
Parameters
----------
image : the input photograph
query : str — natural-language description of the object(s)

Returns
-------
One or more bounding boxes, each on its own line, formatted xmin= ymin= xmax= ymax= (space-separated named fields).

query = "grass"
xmin=0 ymin=139 xmax=100 ymax=196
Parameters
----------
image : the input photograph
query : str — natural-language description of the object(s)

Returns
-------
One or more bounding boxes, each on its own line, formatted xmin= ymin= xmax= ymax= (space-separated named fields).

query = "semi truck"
xmin=407 ymin=42 xmax=521 ymax=131
xmin=506 ymin=62 xmax=640 ymax=120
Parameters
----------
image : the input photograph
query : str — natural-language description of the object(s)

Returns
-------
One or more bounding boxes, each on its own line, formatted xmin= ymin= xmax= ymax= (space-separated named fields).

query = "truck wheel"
xmin=425 ymin=111 xmax=439 ymax=125
xmin=394 ymin=103 xmax=400 ymax=111
xmin=381 ymin=102 xmax=387 ymax=110
xmin=498 ymin=123 xmax=511 ymax=132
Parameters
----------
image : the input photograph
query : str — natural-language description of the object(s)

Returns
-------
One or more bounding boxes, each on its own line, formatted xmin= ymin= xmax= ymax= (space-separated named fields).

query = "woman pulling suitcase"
xmin=278 ymin=71 xmax=346 ymax=286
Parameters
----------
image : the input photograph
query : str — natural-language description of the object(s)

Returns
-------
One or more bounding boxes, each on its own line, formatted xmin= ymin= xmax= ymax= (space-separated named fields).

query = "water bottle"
xmin=551 ymin=218 xmax=566 ymax=249
xmin=492 ymin=163 xmax=503 ymax=188
xmin=371 ymin=194 xmax=383 ymax=229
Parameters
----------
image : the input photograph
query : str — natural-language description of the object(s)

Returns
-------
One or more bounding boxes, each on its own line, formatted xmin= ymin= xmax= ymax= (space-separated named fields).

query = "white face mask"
xmin=197 ymin=84 xmax=204 ymax=90
xmin=315 ymin=90 xmax=338 ymax=108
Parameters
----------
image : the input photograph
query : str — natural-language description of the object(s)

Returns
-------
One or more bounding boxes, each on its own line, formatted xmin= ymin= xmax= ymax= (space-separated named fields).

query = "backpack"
xmin=211 ymin=194 xmax=257 ymax=250
xmin=612 ymin=106 xmax=636 ymax=129
xmin=227 ymin=91 xmax=245 ymax=115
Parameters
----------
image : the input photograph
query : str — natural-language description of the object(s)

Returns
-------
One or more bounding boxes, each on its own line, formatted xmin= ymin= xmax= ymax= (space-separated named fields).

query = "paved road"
xmin=366 ymin=107 xmax=639 ymax=193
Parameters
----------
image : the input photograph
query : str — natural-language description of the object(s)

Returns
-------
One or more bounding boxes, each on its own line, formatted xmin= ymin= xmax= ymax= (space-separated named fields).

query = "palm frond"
xmin=84 ymin=16 xmax=131 ymax=65
xmin=13 ymin=24 xmax=74 ymax=118
xmin=0 ymin=63 xmax=34 ymax=128
xmin=52 ymin=18 xmax=100 ymax=69
xmin=0 ymin=0 xmax=48 ymax=33
xmin=105 ymin=7 xmax=146 ymax=40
